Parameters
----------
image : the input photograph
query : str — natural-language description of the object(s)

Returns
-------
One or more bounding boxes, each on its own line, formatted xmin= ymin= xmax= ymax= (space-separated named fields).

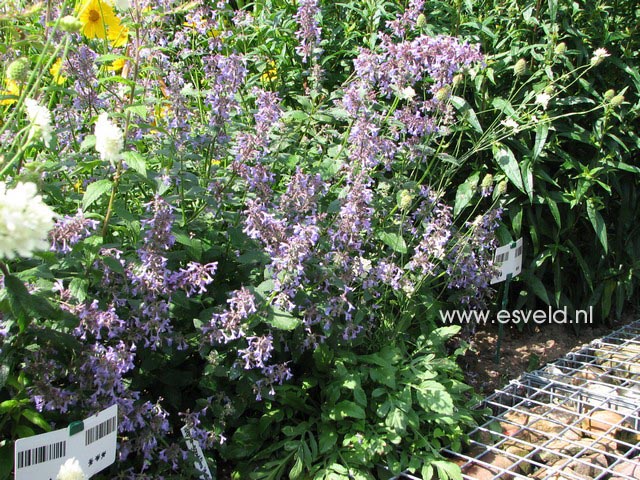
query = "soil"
xmin=460 ymin=311 xmax=638 ymax=395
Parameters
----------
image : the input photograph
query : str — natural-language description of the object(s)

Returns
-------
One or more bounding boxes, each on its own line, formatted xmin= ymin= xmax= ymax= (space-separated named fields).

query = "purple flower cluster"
xmin=294 ymin=0 xmax=322 ymax=63
xmin=49 ymin=209 xmax=99 ymax=254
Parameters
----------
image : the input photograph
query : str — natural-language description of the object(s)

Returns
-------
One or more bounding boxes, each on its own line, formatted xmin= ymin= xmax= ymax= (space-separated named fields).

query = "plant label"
xmin=14 ymin=404 xmax=118 ymax=480
xmin=181 ymin=425 xmax=213 ymax=480
xmin=490 ymin=238 xmax=523 ymax=284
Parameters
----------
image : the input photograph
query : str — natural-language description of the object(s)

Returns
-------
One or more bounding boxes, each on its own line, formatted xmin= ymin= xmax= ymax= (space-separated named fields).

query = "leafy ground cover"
xmin=0 ymin=0 xmax=638 ymax=479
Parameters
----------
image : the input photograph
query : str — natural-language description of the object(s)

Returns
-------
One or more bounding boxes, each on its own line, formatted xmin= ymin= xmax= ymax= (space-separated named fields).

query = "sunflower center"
xmin=88 ymin=9 xmax=100 ymax=22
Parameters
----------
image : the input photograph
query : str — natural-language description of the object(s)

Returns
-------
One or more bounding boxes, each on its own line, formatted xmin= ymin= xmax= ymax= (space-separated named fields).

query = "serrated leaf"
xmin=82 ymin=179 xmax=113 ymax=210
xmin=377 ymin=231 xmax=407 ymax=254
xmin=121 ymin=151 xmax=147 ymax=177
xmin=454 ymin=172 xmax=479 ymax=216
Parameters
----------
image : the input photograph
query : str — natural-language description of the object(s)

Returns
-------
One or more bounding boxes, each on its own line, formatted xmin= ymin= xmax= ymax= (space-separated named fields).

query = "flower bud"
xmin=610 ymin=94 xmax=624 ymax=107
xmin=59 ymin=15 xmax=83 ymax=33
xmin=603 ymin=89 xmax=615 ymax=101
xmin=554 ymin=42 xmax=566 ymax=55
xmin=6 ymin=57 xmax=30 ymax=83
xmin=452 ymin=74 xmax=463 ymax=87
xmin=416 ymin=13 xmax=426 ymax=28
xmin=497 ymin=180 xmax=508 ymax=195
xmin=513 ymin=58 xmax=527 ymax=76
xmin=397 ymin=190 xmax=414 ymax=210
xmin=480 ymin=174 xmax=494 ymax=197
xmin=435 ymin=85 xmax=451 ymax=102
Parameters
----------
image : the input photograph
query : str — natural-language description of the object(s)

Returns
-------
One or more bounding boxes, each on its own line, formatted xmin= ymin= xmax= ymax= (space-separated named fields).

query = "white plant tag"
xmin=181 ymin=425 xmax=213 ymax=480
xmin=72 ymin=404 xmax=118 ymax=478
xmin=490 ymin=238 xmax=523 ymax=284
xmin=14 ymin=404 xmax=118 ymax=480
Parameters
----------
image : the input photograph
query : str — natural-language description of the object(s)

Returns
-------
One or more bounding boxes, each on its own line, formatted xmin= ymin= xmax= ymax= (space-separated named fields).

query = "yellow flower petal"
xmin=49 ymin=58 xmax=67 ymax=85
xmin=78 ymin=0 xmax=118 ymax=40
xmin=108 ymin=21 xmax=128 ymax=47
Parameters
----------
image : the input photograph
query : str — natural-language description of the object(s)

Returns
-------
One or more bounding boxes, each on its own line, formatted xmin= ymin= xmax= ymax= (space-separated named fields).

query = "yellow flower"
xmin=78 ymin=0 xmax=118 ymax=40
xmin=0 ymin=79 xmax=20 ymax=106
xmin=108 ymin=21 xmax=128 ymax=47
xmin=50 ymin=58 xmax=67 ymax=85
xmin=261 ymin=61 xmax=277 ymax=82
xmin=108 ymin=58 xmax=126 ymax=72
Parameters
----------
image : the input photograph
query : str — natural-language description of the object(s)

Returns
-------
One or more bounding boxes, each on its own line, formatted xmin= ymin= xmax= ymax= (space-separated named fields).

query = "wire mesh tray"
xmin=396 ymin=320 xmax=640 ymax=479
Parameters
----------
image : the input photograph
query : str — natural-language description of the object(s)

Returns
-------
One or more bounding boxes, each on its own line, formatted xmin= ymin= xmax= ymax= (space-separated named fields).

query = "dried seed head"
xmin=59 ymin=15 xmax=83 ymax=33
xmin=435 ymin=85 xmax=451 ymax=102
xmin=6 ymin=57 xmax=30 ymax=83
xmin=610 ymin=94 xmax=624 ymax=107
xmin=514 ymin=58 xmax=527 ymax=76
xmin=554 ymin=42 xmax=567 ymax=55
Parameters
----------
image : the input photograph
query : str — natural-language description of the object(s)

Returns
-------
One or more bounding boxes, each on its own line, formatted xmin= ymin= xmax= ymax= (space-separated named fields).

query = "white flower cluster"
xmin=25 ymin=98 xmax=53 ymax=147
xmin=56 ymin=457 xmax=86 ymax=480
xmin=0 ymin=182 xmax=56 ymax=260
xmin=94 ymin=112 xmax=124 ymax=166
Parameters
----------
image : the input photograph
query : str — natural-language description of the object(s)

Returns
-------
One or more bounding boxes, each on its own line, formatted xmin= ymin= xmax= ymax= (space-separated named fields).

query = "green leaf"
xmin=450 ymin=96 xmax=483 ymax=133
xmin=377 ymin=232 xmax=407 ymax=254
xmin=332 ymin=400 xmax=365 ymax=419
xmin=546 ymin=197 xmax=561 ymax=228
xmin=432 ymin=460 xmax=462 ymax=480
xmin=385 ymin=408 xmax=407 ymax=433
xmin=289 ymin=454 xmax=303 ymax=479
xmin=524 ymin=272 xmax=551 ymax=305
xmin=533 ymin=122 xmax=549 ymax=160
xmin=494 ymin=146 xmax=525 ymax=194
xmin=417 ymin=381 xmax=454 ymax=414
xmin=121 ymin=151 xmax=147 ymax=177
xmin=586 ymin=199 xmax=608 ymax=253
xmin=266 ymin=307 xmax=301 ymax=331
xmin=318 ymin=426 xmax=338 ymax=454
xmin=82 ymin=179 xmax=113 ymax=210
xmin=21 ymin=409 xmax=51 ymax=432
xmin=454 ymin=172 xmax=479 ymax=216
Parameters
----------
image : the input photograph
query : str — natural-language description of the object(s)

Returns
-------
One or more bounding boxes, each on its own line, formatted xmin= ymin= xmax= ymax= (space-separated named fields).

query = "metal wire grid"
xmin=393 ymin=320 xmax=640 ymax=479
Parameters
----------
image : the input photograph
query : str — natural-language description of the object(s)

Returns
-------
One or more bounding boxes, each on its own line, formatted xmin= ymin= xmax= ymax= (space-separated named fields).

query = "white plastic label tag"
xmin=490 ymin=238 xmax=523 ymax=284
xmin=181 ymin=425 xmax=213 ymax=480
xmin=14 ymin=404 xmax=118 ymax=480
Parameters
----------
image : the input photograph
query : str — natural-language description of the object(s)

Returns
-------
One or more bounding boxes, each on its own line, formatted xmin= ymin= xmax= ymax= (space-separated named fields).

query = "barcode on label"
xmin=85 ymin=416 xmax=117 ymax=446
xmin=16 ymin=440 xmax=66 ymax=469
xmin=515 ymin=245 xmax=523 ymax=257
xmin=495 ymin=252 xmax=509 ymax=263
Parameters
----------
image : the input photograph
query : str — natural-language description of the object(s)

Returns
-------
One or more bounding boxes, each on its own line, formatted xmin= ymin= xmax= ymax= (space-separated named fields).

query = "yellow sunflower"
xmin=107 ymin=21 xmax=128 ymax=47
xmin=50 ymin=58 xmax=67 ymax=85
xmin=78 ymin=0 xmax=118 ymax=40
